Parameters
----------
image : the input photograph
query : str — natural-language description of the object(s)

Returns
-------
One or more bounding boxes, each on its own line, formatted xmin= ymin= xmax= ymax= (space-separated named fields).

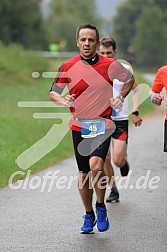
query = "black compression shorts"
xmin=72 ymin=130 xmax=112 ymax=173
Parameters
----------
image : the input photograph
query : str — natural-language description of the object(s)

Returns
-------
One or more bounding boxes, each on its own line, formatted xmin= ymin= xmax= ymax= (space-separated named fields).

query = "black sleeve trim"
xmin=50 ymin=83 xmax=63 ymax=94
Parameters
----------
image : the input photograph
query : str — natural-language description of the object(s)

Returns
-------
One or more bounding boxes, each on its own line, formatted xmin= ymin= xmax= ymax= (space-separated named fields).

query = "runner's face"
xmin=77 ymin=28 xmax=99 ymax=59
xmin=99 ymin=45 xmax=116 ymax=58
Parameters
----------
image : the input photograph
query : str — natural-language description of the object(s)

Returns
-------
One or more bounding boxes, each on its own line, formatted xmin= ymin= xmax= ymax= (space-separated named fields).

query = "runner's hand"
xmin=110 ymin=97 xmax=123 ymax=113
xmin=132 ymin=115 xmax=142 ymax=127
xmin=154 ymin=94 xmax=164 ymax=106
xmin=64 ymin=94 xmax=75 ymax=107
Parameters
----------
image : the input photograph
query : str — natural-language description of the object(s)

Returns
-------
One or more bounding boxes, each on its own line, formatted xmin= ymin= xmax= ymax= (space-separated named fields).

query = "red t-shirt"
xmin=53 ymin=54 xmax=130 ymax=131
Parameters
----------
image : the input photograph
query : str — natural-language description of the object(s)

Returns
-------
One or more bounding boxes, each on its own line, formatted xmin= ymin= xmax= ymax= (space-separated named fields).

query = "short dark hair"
xmin=76 ymin=24 xmax=99 ymax=41
xmin=100 ymin=37 xmax=117 ymax=51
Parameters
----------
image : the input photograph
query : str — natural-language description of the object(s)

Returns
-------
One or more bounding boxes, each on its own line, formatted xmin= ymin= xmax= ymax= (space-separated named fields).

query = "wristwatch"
xmin=132 ymin=111 xmax=139 ymax=116
xmin=116 ymin=95 xmax=124 ymax=103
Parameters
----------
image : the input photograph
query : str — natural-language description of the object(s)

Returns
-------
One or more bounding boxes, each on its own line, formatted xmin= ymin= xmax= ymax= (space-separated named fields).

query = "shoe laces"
xmin=96 ymin=207 xmax=107 ymax=222
xmin=82 ymin=214 xmax=94 ymax=227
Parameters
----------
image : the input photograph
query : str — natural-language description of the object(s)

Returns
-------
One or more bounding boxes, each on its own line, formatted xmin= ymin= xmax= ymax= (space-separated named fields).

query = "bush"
xmin=0 ymin=41 xmax=50 ymax=84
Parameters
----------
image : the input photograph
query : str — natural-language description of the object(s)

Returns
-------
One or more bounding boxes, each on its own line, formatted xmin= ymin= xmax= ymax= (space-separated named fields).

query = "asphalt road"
xmin=0 ymin=110 xmax=167 ymax=252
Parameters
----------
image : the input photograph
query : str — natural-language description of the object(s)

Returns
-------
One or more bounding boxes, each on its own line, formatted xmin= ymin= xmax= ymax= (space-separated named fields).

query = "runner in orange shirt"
xmin=150 ymin=65 xmax=167 ymax=151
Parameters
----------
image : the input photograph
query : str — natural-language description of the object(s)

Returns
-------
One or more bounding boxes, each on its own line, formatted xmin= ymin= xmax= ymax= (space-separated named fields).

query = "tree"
xmin=133 ymin=6 xmax=167 ymax=66
xmin=112 ymin=0 xmax=167 ymax=56
xmin=0 ymin=0 xmax=46 ymax=49
xmin=45 ymin=0 xmax=101 ymax=50
xmin=113 ymin=0 xmax=167 ymax=66
xmin=112 ymin=0 xmax=146 ymax=54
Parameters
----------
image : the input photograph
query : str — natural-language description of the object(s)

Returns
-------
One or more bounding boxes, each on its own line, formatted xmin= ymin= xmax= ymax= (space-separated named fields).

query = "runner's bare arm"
xmin=119 ymin=75 xmax=135 ymax=98
xmin=49 ymin=91 xmax=75 ymax=107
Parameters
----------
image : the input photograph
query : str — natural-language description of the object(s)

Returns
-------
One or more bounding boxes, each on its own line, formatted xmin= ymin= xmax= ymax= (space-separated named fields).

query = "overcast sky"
xmin=41 ymin=0 xmax=126 ymax=19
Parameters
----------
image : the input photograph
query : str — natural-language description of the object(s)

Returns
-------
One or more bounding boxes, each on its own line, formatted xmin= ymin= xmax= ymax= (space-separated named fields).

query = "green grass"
xmin=0 ymin=77 xmax=74 ymax=187
xmin=0 ymin=43 xmax=154 ymax=187
xmin=0 ymin=43 xmax=74 ymax=187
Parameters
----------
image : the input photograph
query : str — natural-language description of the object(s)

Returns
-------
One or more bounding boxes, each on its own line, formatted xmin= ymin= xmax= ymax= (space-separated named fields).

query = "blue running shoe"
xmin=96 ymin=206 xmax=109 ymax=232
xmin=80 ymin=214 xmax=96 ymax=234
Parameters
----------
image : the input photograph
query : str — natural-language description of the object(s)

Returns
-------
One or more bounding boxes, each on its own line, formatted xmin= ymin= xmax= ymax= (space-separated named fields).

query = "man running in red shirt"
xmin=49 ymin=23 xmax=135 ymax=234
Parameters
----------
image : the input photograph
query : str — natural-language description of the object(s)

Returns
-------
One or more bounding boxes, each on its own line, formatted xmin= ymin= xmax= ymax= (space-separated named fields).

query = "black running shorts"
xmin=72 ymin=130 xmax=112 ymax=173
xmin=112 ymin=120 xmax=128 ymax=144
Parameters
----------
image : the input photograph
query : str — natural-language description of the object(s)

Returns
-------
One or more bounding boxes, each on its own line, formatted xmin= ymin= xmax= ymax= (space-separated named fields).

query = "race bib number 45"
xmin=80 ymin=118 xmax=105 ymax=138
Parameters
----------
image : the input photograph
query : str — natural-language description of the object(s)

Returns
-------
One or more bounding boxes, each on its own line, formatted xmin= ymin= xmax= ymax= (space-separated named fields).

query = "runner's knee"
xmin=89 ymin=157 xmax=103 ymax=174
xmin=113 ymin=157 xmax=125 ymax=167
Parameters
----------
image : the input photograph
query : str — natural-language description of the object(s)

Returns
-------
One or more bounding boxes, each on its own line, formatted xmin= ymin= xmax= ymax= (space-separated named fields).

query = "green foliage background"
xmin=0 ymin=0 xmax=167 ymax=66
xmin=44 ymin=0 xmax=101 ymax=50
xmin=0 ymin=0 xmax=47 ymax=49
xmin=112 ymin=0 xmax=167 ymax=67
